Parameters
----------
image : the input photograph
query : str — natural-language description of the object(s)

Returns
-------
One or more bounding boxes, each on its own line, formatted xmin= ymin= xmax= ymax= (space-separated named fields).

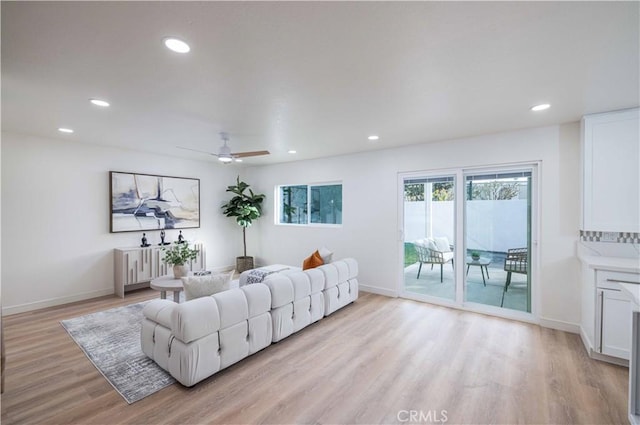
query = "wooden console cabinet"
xmin=114 ymin=243 xmax=206 ymax=297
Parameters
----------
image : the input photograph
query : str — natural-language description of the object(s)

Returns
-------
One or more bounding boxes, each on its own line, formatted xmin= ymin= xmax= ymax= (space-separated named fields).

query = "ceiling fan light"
xmin=218 ymin=155 xmax=233 ymax=163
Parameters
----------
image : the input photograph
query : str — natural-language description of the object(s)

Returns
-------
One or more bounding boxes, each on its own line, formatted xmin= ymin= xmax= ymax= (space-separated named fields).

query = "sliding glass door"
xmin=402 ymin=174 xmax=456 ymax=302
xmin=401 ymin=165 xmax=536 ymax=317
xmin=463 ymin=170 xmax=532 ymax=313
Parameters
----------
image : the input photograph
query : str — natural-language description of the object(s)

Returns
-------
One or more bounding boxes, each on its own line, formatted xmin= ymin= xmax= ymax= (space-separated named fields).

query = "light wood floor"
xmin=1 ymin=289 xmax=628 ymax=424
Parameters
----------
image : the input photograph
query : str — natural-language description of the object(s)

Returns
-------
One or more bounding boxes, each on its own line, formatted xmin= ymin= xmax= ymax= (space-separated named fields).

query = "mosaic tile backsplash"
xmin=580 ymin=230 xmax=640 ymax=244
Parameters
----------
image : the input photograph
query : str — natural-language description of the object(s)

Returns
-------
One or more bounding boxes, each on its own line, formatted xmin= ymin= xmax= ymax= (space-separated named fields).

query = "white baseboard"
xmin=579 ymin=325 xmax=594 ymax=353
xmin=578 ymin=325 xmax=628 ymax=367
xmin=2 ymin=288 xmax=115 ymax=316
xmin=359 ymin=284 xmax=397 ymax=298
xmin=589 ymin=348 xmax=629 ymax=367
xmin=539 ymin=316 xmax=581 ymax=334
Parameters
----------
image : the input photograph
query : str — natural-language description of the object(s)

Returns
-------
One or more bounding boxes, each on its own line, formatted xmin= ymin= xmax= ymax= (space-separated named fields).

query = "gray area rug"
xmin=61 ymin=300 xmax=176 ymax=404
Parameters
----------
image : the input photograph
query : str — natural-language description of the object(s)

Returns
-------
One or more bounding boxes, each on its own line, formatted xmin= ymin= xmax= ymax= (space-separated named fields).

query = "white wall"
xmin=1 ymin=132 xmax=241 ymax=314
xmin=246 ymin=123 xmax=581 ymax=329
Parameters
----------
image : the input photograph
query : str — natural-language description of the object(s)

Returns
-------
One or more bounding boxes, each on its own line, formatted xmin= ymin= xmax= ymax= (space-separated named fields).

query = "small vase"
xmin=173 ymin=265 xmax=188 ymax=279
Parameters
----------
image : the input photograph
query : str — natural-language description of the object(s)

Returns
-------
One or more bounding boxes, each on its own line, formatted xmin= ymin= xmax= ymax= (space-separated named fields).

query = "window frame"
xmin=275 ymin=181 xmax=343 ymax=227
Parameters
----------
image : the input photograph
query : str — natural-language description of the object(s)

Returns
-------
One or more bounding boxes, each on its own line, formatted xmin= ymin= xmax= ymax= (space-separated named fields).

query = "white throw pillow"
xmin=426 ymin=238 xmax=438 ymax=251
xmin=433 ymin=237 xmax=451 ymax=252
xmin=181 ymin=270 xmax=234 ymax=301
xmin=318 ymin=246 xmax=333 ymax=264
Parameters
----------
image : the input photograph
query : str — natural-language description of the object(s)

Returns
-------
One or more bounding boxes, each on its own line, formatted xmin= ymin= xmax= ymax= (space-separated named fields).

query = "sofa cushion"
xmin=171 ymin=297 xmax=220 ymax=344
xmin=305 ymin=268 xmax=325 ymax=294
xmin=284 ymin=271 xmax=311 ymax=300
xmin=263 ymin=275 xmax=294 ymax=308
xmin=213 ymin=289 xmax=249 ymax=329
xmin=433 ymin=237 xmax=451 ymax=252
xmin=181 ymin=271 xmax=234 ymax=301
xmin=318 ymin=263 xmax=339 ymax=289
xmin=343 ymin=258 xmax=359 ymax=280
xmin=303 ymin=250 xmax=324 ymax=270
xmin=240 ymin=283 xmax=272 ymax=317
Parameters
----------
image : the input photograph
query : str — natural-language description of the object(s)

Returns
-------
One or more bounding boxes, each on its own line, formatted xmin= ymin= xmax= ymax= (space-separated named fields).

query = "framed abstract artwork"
xmin=110 ymin=171 xmax=200 ymax=233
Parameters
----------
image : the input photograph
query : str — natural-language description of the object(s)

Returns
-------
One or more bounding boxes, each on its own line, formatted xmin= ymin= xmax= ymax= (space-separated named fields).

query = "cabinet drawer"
xmin=597 ymin=270 xmax=640 ymax=290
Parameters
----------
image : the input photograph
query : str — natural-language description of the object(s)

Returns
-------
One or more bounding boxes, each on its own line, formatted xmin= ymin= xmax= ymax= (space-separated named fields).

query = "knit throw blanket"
xmin=245 ymin=267 xmax=292 ymax=285
xmin=245 ymin=269 xmax=276 ymax=285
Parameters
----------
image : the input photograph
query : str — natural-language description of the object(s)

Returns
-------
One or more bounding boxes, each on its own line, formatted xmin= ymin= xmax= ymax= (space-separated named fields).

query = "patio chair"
xmin=413 ymin=237 xmax=454 ymax=283
xmin=501 ymin=247 xmax=528 ymax=307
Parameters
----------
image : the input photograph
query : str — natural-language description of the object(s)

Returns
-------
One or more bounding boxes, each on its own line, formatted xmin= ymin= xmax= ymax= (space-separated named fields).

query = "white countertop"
xmin=577 ymin=241 xmax=640 ymax=273
xmin=578 ymin=254 xmax=640 ymax=273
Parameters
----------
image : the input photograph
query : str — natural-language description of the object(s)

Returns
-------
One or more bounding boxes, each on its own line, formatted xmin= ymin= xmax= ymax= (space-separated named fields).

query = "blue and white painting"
xmin=110 ymin=171 xmax=200 ymax=232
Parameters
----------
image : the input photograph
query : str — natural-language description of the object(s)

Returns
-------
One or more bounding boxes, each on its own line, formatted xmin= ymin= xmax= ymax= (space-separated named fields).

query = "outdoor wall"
xmin=404 ymin=201 xmax=455 ymax=244
xmin=404 ymin=199 xmax=528 ymax=253
xmin=1 ymin=132 xmax=240 ymax=314
xmin=245 ymin=123 xmax=581 ymax=332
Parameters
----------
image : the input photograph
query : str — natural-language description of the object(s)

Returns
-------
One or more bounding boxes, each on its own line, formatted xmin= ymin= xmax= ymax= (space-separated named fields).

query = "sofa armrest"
xmin=143 ymin=299 xmax=176 ymax=329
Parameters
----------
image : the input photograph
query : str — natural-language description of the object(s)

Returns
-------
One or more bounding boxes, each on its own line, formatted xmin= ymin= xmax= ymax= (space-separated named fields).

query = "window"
xmin=278 ymin=183 xmax=342 ymax=225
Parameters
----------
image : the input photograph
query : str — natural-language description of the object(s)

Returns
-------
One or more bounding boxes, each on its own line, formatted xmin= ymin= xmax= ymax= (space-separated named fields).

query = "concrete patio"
xmin=403 ymin=261 xmax=528 ymax=312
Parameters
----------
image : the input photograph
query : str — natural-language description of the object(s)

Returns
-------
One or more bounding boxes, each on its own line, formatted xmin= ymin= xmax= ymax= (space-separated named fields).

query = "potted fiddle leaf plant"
xmin=162 ymin=242 xmax=199 ymax=278
xmin=221 ymin=176 xmax=266 ymax=273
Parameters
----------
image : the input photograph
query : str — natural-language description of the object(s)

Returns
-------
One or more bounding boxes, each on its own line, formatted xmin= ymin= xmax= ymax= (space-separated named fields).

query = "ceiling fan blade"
xmin=177 ymin=146 xmax=217 ymax=156
xmin=231 ymin=150 xmax=270 ymax=158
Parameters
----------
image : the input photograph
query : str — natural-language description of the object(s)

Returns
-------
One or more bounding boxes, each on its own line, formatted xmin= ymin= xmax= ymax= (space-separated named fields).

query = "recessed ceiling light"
xmin=288 ymin=150 xmax=297 ymax=154
xmin=530 ymin=103 xmax=550 ymax=112
xmin=163 ymin=37 xmax=190 ymax=53
xmin=58 ymin=127 xmax=74 ymax=133
xmin=90 ymin=98 xmax=110 ymax=107
xmin=368 ymin=135 xmax=379 ymax=141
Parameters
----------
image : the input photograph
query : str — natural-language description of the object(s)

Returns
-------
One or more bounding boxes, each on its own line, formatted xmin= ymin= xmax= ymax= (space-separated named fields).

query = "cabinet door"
xmin=121 ymin=249 xmax=154 ymax=285
xmin=600 ymin=288 xmax=632 ymax=360
xmin=189 ymin=242 xmax=206 ymax=271
xmin=582 ymin=108 xmax=640 ymax=232
xmin=152 ymin=247 xmax=170 ymax=277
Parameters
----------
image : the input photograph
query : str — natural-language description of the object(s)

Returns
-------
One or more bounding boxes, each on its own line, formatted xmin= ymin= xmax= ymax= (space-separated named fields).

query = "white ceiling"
xmin=2 ymin=1 xmax=639 ymax=165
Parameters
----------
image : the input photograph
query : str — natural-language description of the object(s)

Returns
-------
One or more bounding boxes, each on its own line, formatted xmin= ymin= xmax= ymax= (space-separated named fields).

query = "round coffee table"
xmin=150 ymin=276 xmax=183 ymax=302
xmin=466 ymin=257 xmax=491 ymax=286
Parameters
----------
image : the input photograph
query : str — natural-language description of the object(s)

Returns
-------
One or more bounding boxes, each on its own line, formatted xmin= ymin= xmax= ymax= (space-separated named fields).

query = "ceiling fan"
xmin=178 ymin=132 xmax=270 ymax=163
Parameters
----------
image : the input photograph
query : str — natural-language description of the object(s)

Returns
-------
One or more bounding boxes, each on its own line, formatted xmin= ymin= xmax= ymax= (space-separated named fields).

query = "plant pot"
xmin=236 ymin=256 xmax=254 ymax=273
xmin=173 ymin=265 xmax=188 ymax=279
xmin=471 ymin=255 xmax=480 ymax=261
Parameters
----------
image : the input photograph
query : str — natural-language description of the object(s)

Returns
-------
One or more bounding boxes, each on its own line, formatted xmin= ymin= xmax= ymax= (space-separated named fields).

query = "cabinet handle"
xmin=607 ymin=278 xmax=640 ymax=285
xmin=599 ymin=290 xmax=604 ymax=353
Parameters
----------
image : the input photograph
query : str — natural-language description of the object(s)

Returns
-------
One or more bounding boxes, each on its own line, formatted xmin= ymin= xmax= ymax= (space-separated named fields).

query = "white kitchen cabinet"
xmin=114 ymin=242 xmax=206 ymax=297
xmin=591 ymin=269 xmax=640 ymax=363
xmin=581 ymin=108 xmax=640 ymax=233
xmin=598 ymin=287 xmax=632 ymax=360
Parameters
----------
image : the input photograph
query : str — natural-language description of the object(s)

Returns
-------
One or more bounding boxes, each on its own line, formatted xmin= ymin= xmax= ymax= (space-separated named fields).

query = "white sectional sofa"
xmin=141 ymin=258 xmax=358 ymax=386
